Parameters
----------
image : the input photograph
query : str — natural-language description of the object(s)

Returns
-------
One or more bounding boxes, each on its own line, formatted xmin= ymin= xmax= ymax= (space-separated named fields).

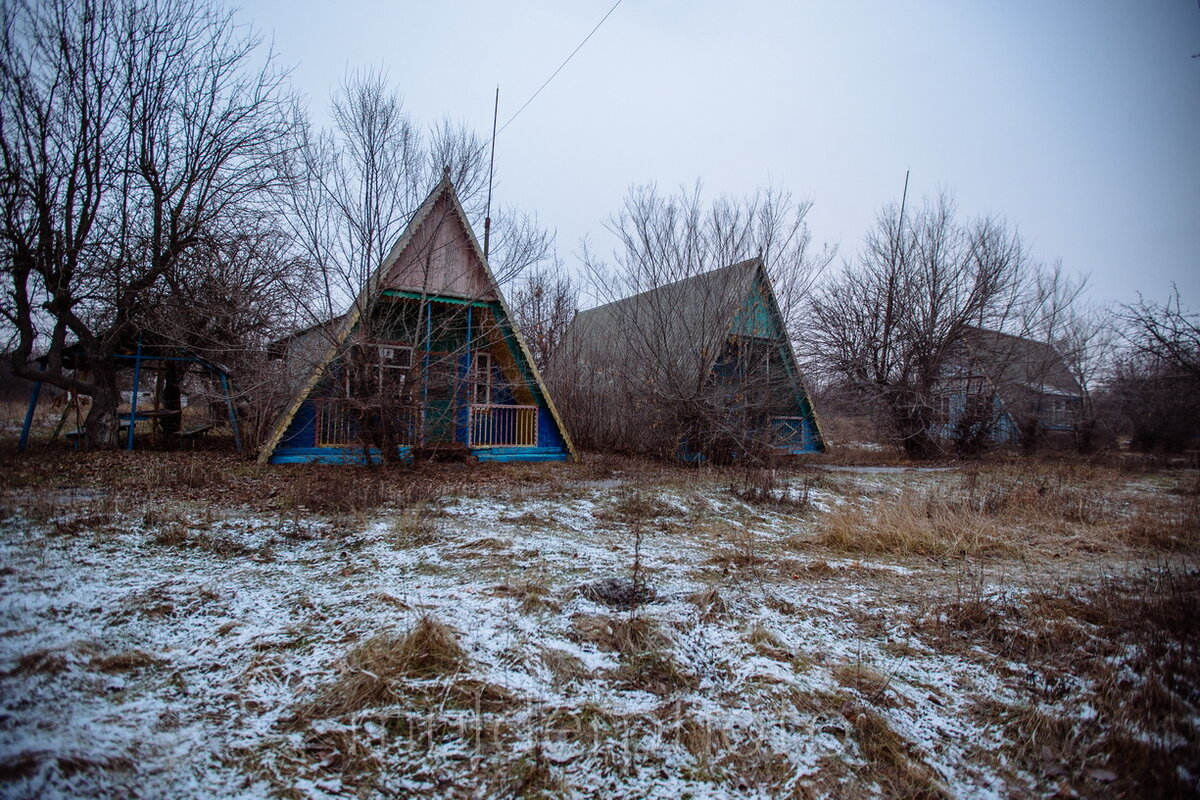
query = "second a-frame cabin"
xmin=258 ymin=175 xmax=576 ymax=465
xmin=547 ymin=258 xmax=823 ymax=462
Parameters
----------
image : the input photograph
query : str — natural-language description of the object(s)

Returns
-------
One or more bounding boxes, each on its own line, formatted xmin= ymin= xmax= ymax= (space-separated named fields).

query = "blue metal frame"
xmin=17 ymin=339 xmax=243 ymax=453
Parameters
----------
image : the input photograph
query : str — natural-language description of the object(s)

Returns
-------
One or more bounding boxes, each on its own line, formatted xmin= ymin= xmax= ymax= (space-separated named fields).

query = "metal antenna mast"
xmin=879 ymin=169 xmax=910 ymax=377
xmin=483 ymin=86 xmax=499 ymax=260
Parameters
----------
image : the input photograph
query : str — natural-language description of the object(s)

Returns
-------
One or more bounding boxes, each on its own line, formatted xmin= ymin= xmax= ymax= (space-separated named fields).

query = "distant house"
xmin=258 ymin=175 xmax=576 ymax=465
xmin=932 ymin=327 xmax=1083 ymax=448
xmin=547 ymin=258 xmax=824 ymax=461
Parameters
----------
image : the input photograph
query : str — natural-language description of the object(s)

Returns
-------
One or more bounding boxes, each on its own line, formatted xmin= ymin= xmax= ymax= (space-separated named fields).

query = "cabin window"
xmin=471 ymin=352 xmax=492 ymax=405
xmin=344 ymin=343 xmax=413 ymax=397
xmin=1041 ymin=396 xmax=1076 ymax=428
xmin=932 ymin=394 xmax=952 ymax=425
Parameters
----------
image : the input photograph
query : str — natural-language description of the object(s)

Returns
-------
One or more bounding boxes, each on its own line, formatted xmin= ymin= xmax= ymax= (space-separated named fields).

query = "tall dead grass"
xmin=816 ymin=463 xmax=1199 ymax=558
xmin=815 ymin=491 xmax=1015 ymax=558
xmin=299 ymin=616 xmax=467 ymax=720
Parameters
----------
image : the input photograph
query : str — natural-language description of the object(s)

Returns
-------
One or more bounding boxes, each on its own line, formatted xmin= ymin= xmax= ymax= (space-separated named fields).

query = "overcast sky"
xmin=235 ymin=0 xmax=1200 ymax=308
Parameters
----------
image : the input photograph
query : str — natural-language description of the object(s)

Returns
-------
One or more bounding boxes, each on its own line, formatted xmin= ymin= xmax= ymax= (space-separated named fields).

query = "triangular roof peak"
xmin=257 ymin=175 xmax=578 ymax=464
xmin=372 ymin=174 xmax=496 ymax=302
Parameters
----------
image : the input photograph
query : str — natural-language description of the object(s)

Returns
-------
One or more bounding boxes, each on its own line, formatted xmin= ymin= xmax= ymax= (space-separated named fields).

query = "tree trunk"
xmin=83 ymin=369 xmax=120 ymax=449
xmin=161 ymin=361 xmax=182 ymax=435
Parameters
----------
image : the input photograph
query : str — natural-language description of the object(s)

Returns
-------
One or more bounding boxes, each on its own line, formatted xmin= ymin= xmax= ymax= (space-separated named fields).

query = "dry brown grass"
xmin=568 ymin=612 xmax=695 ymax=695
xmin=814 ymin=461 xmax=1198 ymax=560
xmin=833 ymin=663 xmax=893 ymax=704
xmin=386 ymin=507 xmax=438 ymax=547
xmin=300 ymin=615 xmax=467 ymax=719
xmin=597 ymin=491 xmax=678 ymax=522
xmin=569 ymin=612 xmax=665 ymax=654
xmin=847 ymin=707 xmax=949 ymax=799
xmin=815 ymin=491 xmax=1015 ymax=558
xmin=282 ymin=470 xmax=386 ymax=516
xmin=540 ymin=647 xmax=590 ymax=686
xmin=491 ymin=580 xmax=561 ymax=614
xmin=149 ymin=523 xmax=260 ymax=557
xmin=14 ymin=648 xmax=69 ymax=675
xmin=745 ymin=623 xmax=792 ymax=662
xmin=689 ymin=586 xmax=729 ymax=621
xmin=90 ymin=650 xmax=162 ymax=673
xmin=927 ymin=566 xmax=1200 ymax=797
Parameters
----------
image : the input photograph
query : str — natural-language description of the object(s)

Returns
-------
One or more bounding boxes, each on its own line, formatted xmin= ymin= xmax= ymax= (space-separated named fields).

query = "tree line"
xmin=3 ymin=0 xmax=1196 ymax=456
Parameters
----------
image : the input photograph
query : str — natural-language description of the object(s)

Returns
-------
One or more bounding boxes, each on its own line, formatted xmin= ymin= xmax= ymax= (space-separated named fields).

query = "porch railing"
xmin=314 ymin=398 xmax=419 ymax=447
xmin=468 ymin=404 xmax=538 ymax=447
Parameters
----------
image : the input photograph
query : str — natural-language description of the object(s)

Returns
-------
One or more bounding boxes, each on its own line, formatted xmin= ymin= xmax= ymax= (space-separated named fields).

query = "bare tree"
xmin=802 ymin=193 xmax=1029 ymax=457
xmin=510 ymin=260 xmax=578 ymax=372
xmin=1117 ymin=288 xmax=1200 ymax=381
xmin=1105 ymin=288 xmax=1200 ymax=452
xmin=285 ymin=69 xmax=549 ymax=322
xmin=0 ymin=0 xmax=297 ymax=447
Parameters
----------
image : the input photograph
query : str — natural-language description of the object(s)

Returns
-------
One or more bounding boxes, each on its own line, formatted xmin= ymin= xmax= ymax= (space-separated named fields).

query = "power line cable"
xmin=496 ymin=0 xmax=624 ymax=136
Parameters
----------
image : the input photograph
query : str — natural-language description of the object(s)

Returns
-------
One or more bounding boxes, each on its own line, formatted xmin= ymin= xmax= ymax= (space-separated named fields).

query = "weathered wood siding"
xmin=384 ymin=195 xmax=495 ymax=300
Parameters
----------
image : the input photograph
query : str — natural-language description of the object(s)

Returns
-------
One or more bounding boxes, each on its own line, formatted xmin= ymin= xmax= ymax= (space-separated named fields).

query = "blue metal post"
xmin=126 ymin=336 xmax=143 ymax=450
xmin=18 ymin=376 xmax=44 ymax=452
xmin=464 ymin=305 xmax=473 ymax=446
xmin=219 ymin=372 xmax=243 ymax=452
xmin=422 ymin=300 xmax=431 ymax=446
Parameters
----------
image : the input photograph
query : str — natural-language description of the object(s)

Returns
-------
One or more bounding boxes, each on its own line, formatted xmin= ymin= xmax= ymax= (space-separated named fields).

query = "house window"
xmin=470 ymin=352 xmax=492 ymax=405
xmin=377 ymin=345 xmax=413 ymax=394
xmin=1042 ymin=396 xmax=1076 ymax=428
xmin=344 ymin=343 xmax=413 ymax=397
xmin=932 ymin=394 xmax=952 ymax=425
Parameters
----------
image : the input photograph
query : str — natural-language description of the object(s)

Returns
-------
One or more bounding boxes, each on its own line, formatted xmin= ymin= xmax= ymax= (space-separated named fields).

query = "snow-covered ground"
xmin=1 ymin=457 xmax=1196 ymax=798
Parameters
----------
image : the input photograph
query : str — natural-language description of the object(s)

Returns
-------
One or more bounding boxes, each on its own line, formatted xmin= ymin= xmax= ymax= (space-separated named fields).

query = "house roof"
xmin=551 ymin=258 xmax=822 ymax=406
xmin=962 ymin=326 xmax=1083 ymax=397
xmin=256 ymin=174 xmax=577 ymax=463
xmin=552 ymin=260 xmax=763 ymax=396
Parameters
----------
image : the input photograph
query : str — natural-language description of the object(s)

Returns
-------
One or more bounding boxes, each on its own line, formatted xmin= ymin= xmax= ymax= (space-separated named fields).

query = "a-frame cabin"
xmin=258 ymin=175 xmax=576 ymax=465
xmin=548 ymin=258 xmax=823 ymax=461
